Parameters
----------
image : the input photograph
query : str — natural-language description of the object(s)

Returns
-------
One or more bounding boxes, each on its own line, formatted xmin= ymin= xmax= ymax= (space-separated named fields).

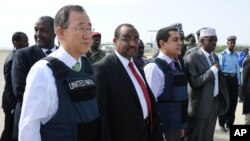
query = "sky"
xmin=0 ymin=0 xmax=249 ymax=49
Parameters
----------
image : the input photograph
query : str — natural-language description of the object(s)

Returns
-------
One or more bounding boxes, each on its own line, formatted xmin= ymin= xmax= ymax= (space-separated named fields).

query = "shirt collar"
xmin=41 ymin=46 xmax=57 ymax=54
xmin=225 ymin=48 xmax=236 ymax=55
xmin=114 ymin=50 xmax=135 ymax=68
xmin=158 ymin=51 xmax=174 ymax=64
xmin=50 ymin=47 xmax=81 ymax=69
xmin=201 ymin=47 xmax=211 ymax=58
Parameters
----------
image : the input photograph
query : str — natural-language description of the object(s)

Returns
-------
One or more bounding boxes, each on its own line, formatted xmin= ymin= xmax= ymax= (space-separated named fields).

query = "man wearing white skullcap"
xmin=184 ymin=28 xmax=229 ymax=141
xmin=183 ymin=27 xmax=209 ymax=59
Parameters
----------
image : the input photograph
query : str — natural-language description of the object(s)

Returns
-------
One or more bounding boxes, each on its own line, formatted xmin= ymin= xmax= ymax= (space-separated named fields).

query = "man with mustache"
xmin=11 ymin=16 xmax=56 ymax=140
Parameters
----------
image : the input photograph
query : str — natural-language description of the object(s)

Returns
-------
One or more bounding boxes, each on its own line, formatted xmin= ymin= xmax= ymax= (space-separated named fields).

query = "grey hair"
xmin=54 ymin=5 xmax=86 ymax=32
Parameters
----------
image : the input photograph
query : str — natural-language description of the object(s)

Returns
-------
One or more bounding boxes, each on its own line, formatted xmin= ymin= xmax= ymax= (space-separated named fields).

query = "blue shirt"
xmin=219 ymin=48 xmax=240 ymax=83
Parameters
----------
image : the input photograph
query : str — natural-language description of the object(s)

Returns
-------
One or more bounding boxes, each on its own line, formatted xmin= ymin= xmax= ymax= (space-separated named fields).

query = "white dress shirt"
xmin=201 ymin=48 xmax=219 ymax=97
xmin=144 ymin=51 xmax=173 ymax=99
xmin=41 ymin=46 xmax=57 ymax=55
xmin=115 ymin=51 xmax=148 ymax=119
xmin=19 ymin=47 xmax=81 ymax=141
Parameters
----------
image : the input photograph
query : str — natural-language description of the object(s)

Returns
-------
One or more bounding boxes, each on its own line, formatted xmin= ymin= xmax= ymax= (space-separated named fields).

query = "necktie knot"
xmin=45 ymin=49 xmax=52 ymax=55
xmin=128 ymin=61 xmax=134 ymax=69
xmin=169 ymin=61 xmax=176 ymax=70
xmin=72 ymin=62 xmax=81 ymax=72
xmin=209 ymin=54 xmax=215 ymax=65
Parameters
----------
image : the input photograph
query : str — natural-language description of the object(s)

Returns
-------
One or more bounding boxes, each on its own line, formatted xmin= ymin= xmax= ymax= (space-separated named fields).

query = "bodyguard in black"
xmin=242 ymin=55 xmax=250 ymax=124
xmin=1 ymin=32 xmax=28 ymax=141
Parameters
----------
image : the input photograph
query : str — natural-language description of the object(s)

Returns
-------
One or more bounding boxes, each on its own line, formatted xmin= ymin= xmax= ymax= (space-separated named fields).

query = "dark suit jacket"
xmin=11 ymin=45 xmax=46 ymax=138
xmin=242 ymin=55 xmax=250 ymax=114
xmin=93 ymin=53 xmax=163 ymax=141
xmin=2 ymin=50 xmax=16 ymax=113
xmin=184 ymin=49 xmax=229 ymax=118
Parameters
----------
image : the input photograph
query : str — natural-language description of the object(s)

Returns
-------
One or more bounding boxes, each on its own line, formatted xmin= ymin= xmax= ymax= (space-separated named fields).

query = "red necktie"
xmin=128 ymin=61 xmax=153 ymax=133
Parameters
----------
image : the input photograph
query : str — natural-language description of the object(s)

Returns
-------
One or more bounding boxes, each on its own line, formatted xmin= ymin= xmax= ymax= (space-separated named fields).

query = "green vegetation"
xmin=215 ymin=45 xmax=250 ymax=53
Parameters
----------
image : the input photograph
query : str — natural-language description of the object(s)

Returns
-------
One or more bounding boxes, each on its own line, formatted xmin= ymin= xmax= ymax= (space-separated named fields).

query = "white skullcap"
xmin=200 ymin=28 xmax=216 ymax=37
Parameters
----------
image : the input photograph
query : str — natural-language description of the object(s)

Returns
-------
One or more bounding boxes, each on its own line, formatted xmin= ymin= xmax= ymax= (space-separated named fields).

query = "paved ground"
xmin=0 ymin=50 xmax=245 ymax=140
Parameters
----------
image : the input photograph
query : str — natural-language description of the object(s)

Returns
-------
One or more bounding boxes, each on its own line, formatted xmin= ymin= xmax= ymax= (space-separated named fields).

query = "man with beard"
xmin=11 ymin=16 xmax=56 ymax=140
xmin=94 ymin=23 xmax=163 ymax=141
xmin=184 ymin=28 xmax=229 ymax=141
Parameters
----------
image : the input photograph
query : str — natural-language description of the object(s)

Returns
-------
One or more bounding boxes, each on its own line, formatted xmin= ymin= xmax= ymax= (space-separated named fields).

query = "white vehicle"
xmin=101 ymin=44 xmax=114 ymax=55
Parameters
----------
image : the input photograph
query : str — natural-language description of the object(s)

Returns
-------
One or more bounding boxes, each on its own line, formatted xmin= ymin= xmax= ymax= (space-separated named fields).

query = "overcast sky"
xmin=0 ymin=0 xmax=249 ymax=49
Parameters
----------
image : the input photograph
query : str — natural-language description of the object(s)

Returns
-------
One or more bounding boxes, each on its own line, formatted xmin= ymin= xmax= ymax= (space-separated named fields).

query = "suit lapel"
xmin=212 ymin=52 xmax=219 ymax=63
xmin=197 ymin=49 xmax=210 ymax=69
xmin=34 ymin=45 xmax=46 ymax=58
xmin=135 ymin=62 xmax=156 ymax=104
xmin=110 ymin=53 xmax=142 ymax=104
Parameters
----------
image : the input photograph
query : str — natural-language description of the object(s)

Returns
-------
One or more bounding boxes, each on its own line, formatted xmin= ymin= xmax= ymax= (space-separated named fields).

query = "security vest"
xmin=148 ymin=58 xmax=188 ymax=130
xmin=40 ymin=56 xmax=100 ymax=141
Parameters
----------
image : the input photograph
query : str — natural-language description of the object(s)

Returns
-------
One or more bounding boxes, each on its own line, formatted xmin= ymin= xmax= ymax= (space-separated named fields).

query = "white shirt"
xmin=19 ymin=47 xmax=81 ymax=141
xmin=41 ymin=46 xmax=57 ymax=55
xmin=144 ymin=51 xmax=173 ymax=99
xmin=201 ymin=48 xmax=219 ymax=97
xmin=115 ymin=51 xmax=148 ymax=119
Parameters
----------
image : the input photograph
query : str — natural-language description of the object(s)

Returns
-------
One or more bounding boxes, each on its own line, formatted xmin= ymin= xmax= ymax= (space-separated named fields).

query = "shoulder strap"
xmin=42 ymin=56 xmax=68 ymax=79
xmin=153 ymin=58 xmax=172 ymax=75
xmin=147 ymin=57 xmax=173 ymax=100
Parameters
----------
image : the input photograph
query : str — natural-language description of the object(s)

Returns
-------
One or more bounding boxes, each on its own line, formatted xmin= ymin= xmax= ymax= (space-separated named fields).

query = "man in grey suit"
xmin=184 ymin=28 xmax=229 ymax=141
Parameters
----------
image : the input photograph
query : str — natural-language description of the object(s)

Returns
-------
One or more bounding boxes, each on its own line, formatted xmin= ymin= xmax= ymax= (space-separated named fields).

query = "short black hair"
xmin=114 ymin=23 xmax=135 ymax=37
xmin=185 ymin=33 xmax=195 ymax=41
xmin=156 ymin=26 xmax=177 ymax=48
xmin=12 ymin=32 xmax=26 ymax=44
xmin=39 ymin=16 xmax=54 ymax=33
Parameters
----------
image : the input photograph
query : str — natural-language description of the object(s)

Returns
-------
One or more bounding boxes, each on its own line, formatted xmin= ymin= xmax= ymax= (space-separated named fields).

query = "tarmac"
xmin=0 ymin=51 xmax=245 ymax=141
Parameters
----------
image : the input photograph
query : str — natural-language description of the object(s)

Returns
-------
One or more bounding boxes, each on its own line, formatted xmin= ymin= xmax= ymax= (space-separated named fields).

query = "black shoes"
xmin=220 ymin=125 xmax=228 ymax=132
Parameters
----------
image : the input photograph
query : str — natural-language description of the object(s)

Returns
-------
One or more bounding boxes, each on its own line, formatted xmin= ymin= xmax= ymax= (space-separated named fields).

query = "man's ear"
xmin=113 ymin=37 xmax=118 ymax=45
xmin=56 ymin=27 xmax=64 ymax=40
xmin=159 ymin=40 xmax=165 ymax=48
xmin=13 ymin=41 xmax=18 ymax=46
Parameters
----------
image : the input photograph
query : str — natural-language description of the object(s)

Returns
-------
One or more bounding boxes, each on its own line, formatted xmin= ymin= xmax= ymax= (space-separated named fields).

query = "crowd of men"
xmin=1 ymin=4 xmax=250 ymax=141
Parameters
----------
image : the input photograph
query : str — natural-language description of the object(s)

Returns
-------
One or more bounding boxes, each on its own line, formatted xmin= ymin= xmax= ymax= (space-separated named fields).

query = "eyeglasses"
xmin=119 ymin=36 xmax=140 ymax=44
xmin=67 ymin=27 xmax=93 ymax=34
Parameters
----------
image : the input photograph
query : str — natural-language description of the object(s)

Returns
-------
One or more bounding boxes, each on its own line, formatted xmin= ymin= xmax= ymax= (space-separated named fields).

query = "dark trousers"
xmin=218 ymin=75 xmax=238 ymax=128
xmin=0 ymin=111 xmax=17 ymax=141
